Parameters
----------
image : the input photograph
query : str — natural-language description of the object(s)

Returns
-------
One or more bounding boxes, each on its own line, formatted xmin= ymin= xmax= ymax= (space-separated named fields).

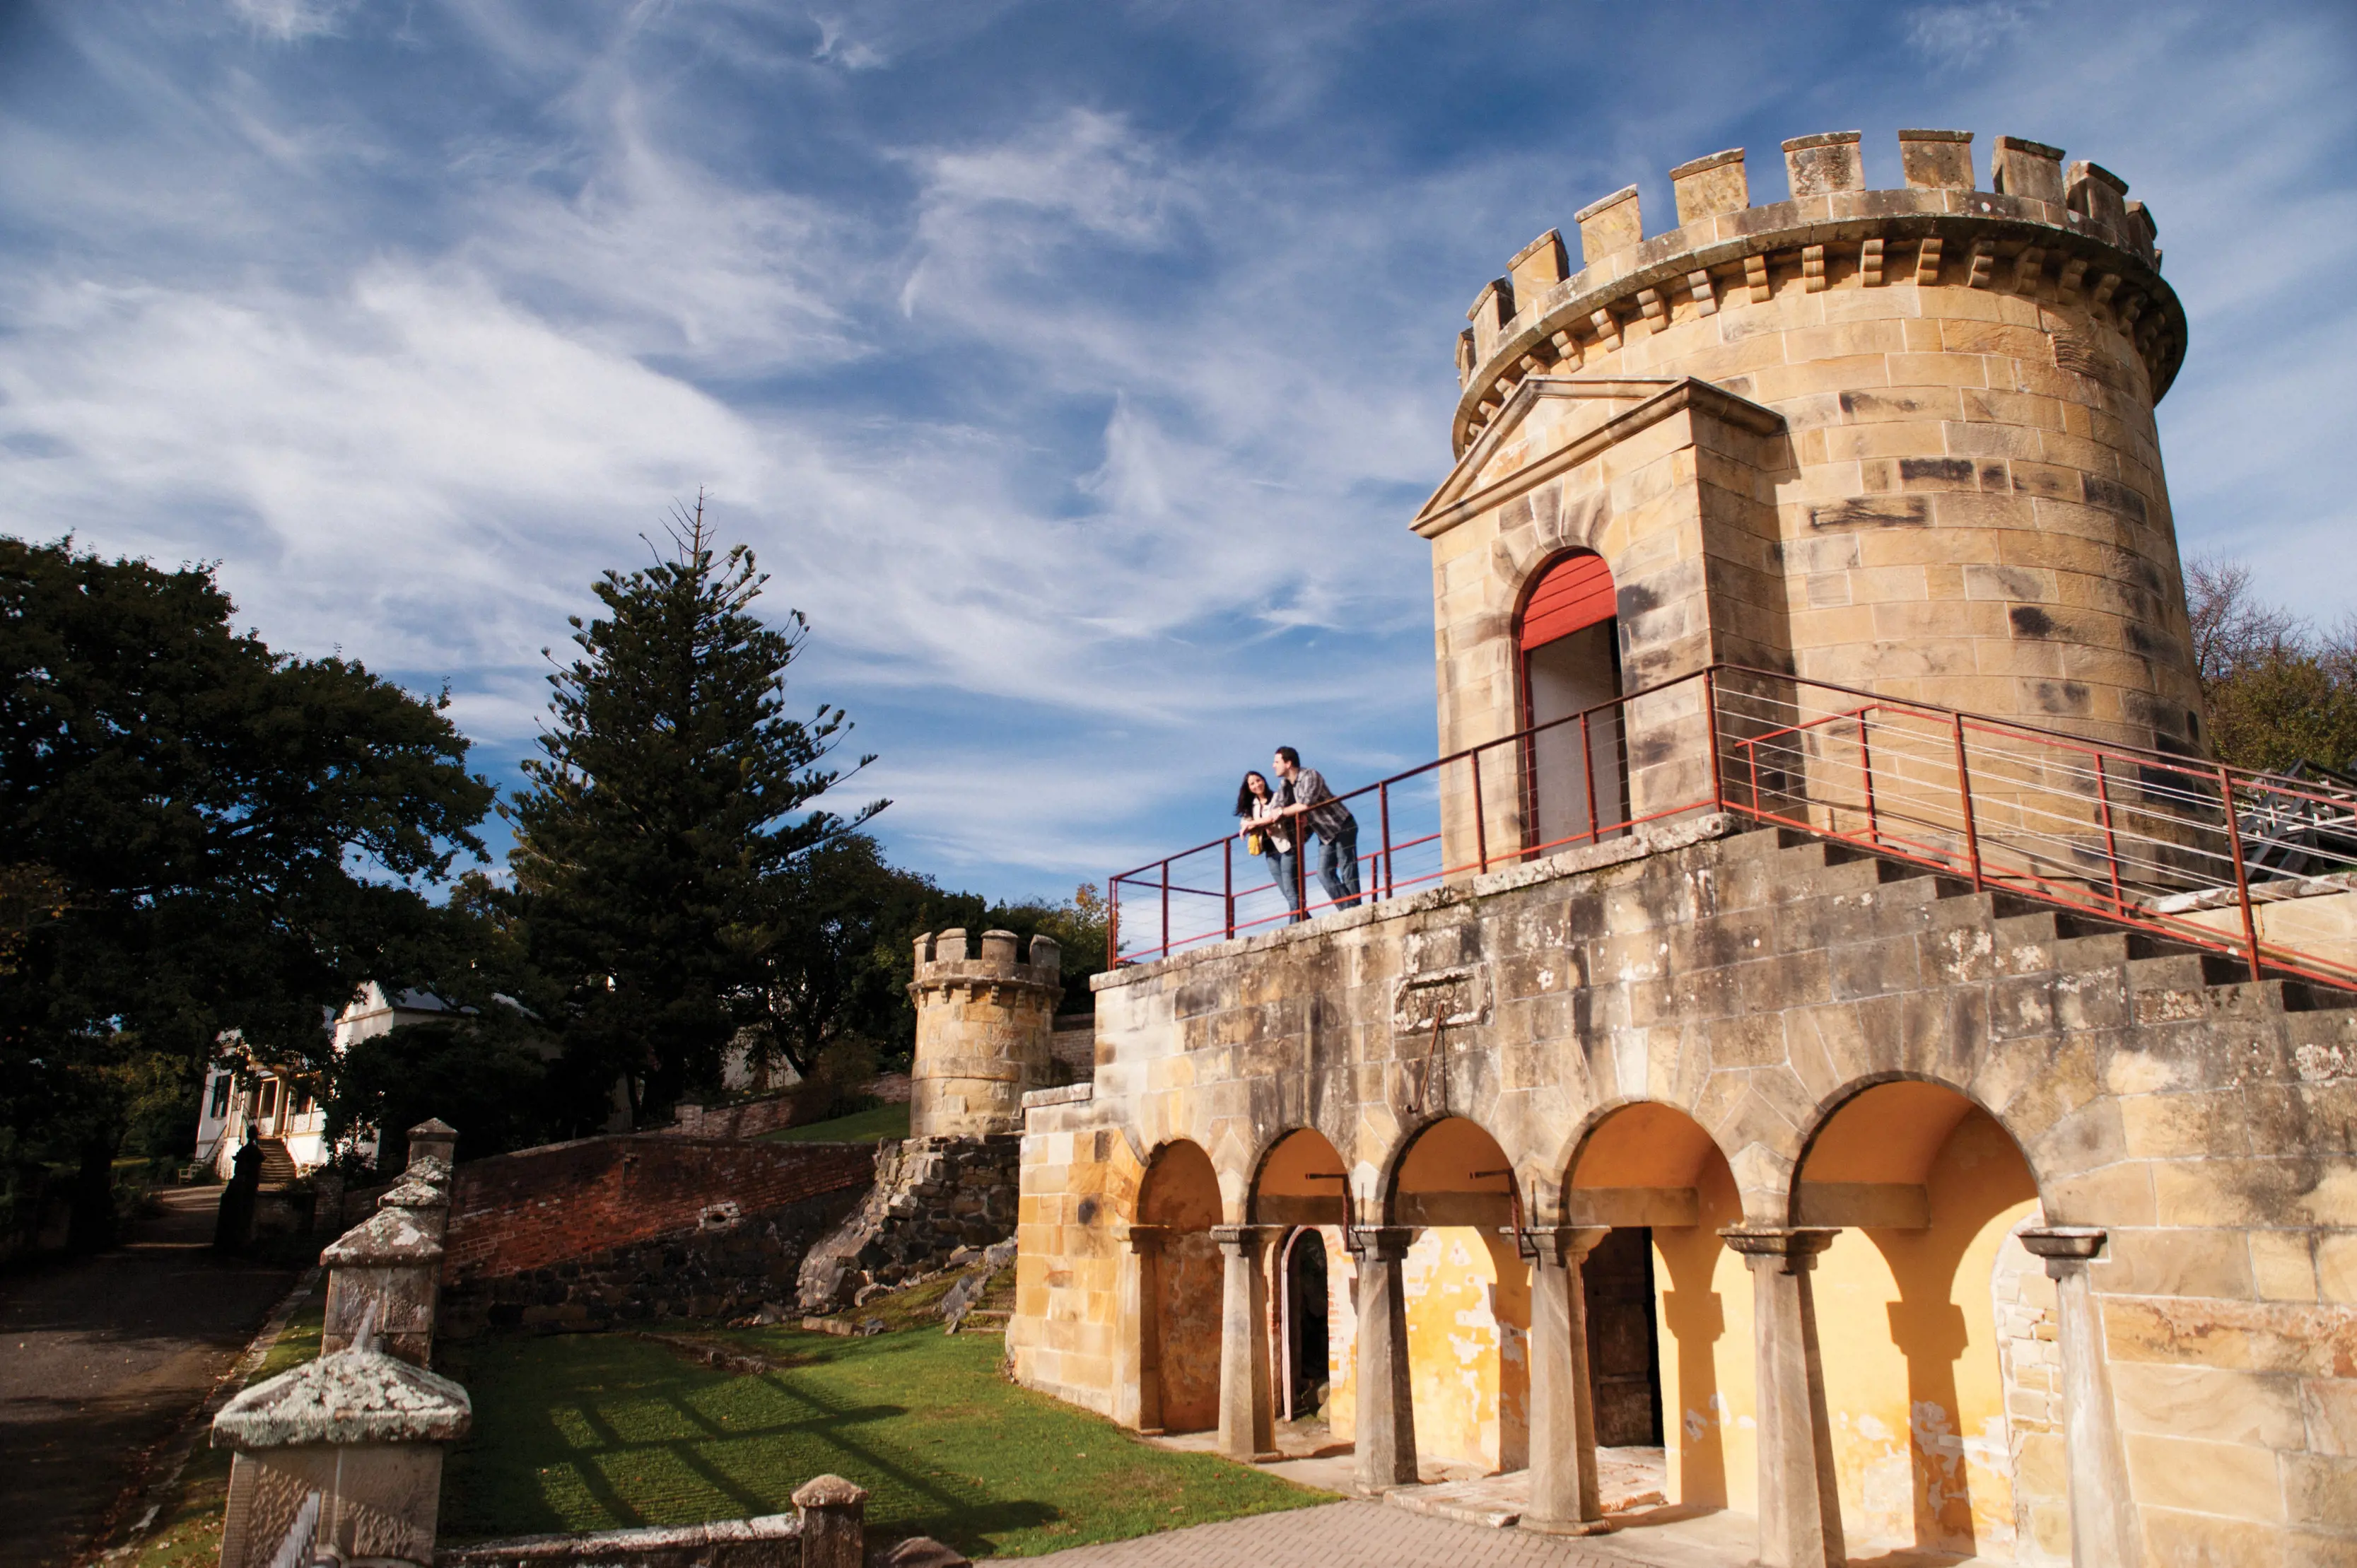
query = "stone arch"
xmin=1565 ymin=1099 xmax=1755 ymax=1512
xmin=1791 ymin=1078 xmax=2044 ymax=1559
xmin=1791 ymin=1072 xmax=2053 ymax=1212
xmin=1134 ymin=1137 xmax=1223 ymax=1434
xmin=1248 ymin=1128 xmax=1351 ymax=1429
xmin=1383 ymin=1114 xmax=1531 ymax=1473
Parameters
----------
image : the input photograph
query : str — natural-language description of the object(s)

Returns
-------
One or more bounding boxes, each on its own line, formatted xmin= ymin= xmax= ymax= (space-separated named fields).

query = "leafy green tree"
xmin=2187 ymin=558 xmax=2357 ymax=775
xmin=0 ymin=536 xmax=492 ymax=1246
xmin=505 ymin=503 xmax=882 ymax=1122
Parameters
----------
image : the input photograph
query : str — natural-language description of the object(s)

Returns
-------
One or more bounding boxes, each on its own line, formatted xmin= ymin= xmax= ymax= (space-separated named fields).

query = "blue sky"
xmin=3 ymin=1 xmax=2352 ymax=906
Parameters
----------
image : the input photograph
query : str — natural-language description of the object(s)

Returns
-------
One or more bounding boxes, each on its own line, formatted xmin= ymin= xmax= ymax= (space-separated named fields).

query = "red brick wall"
xmin=441 ymin=1135 xmax=876 ymax=1284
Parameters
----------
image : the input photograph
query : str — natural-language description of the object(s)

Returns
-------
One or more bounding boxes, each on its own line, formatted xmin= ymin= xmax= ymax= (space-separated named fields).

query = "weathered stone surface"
xmin=214 ymin=1347 xmax=470 ymax=1449
xmin=796 ymin=1135 xmax=1019 ymax=1314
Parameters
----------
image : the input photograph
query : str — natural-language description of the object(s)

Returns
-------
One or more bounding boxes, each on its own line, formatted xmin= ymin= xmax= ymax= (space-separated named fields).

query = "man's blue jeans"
xmin=1317 ymin=826 xmax=1362 ymax=909
xmin=1263 ymin=849 xmax=1306 ymax=923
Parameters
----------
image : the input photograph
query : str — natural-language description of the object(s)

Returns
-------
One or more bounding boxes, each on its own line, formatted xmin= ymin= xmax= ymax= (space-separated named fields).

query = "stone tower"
xmin=908 ymin=928 xmax=1061 ymax=1137
xmin=1417 ymin=128 xmax=2196 ymax=866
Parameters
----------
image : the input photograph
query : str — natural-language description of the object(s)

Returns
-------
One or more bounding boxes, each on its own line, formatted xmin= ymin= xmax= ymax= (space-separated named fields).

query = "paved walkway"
xmin=0 ymin=1186 xmax=298 ymax=1568
xmin=1026 ymin=1502 xmax=1635 ymax=1567
xmin=1026 ymin=1500 xmax=1993 ymax=1568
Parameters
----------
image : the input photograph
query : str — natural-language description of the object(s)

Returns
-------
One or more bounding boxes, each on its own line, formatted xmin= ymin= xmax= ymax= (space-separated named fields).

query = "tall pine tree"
xmin=507 ymin=501 xmax=882 ymax=1121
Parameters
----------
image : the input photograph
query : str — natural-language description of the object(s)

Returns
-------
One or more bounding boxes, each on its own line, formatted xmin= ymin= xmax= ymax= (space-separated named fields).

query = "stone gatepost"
xmin=791 ymin=1473 xmax=870 ymax=1568
xmin=212 ymin=1343 xmax=471 ymax=1568
xmin=404 ymin=1116 xmax=457 ymax=1172
xmin=319 ymin=1118 xmax=455 ymax=1364
xmin=321 ymin=1207 xmax=445 ymax=1364
xmin=908 ymin=929 xmax=1061 ymax=1137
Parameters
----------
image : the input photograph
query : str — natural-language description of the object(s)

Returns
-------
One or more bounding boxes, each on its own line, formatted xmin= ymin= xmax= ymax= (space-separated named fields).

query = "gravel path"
xmin=0 ymin=1186 xmax=298 ymax=1568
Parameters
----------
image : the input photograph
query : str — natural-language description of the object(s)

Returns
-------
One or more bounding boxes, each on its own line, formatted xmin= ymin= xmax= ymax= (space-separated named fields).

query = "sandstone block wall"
xmin=1417 ymin=129 xmax=2202 ymax=882
xmin=441 ymin=1136 xmax=875 ymax=1285
xmin=1010 ymin=817 xmax=2357 ymax=1563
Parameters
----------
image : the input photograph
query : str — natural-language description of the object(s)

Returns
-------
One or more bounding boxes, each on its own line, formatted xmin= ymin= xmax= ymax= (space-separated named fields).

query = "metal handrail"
xmin=1106 ymin=662 xmax=2357 ymax=992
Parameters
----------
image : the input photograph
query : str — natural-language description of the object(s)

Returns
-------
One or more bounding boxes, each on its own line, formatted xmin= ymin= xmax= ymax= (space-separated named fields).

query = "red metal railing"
xmin=1106 ymin=665 xmax=2357 ymax=990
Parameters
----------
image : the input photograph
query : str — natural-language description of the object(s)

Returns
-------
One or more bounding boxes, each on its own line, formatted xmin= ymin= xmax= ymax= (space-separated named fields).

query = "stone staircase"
xmin=1757 ymin=824 xmax=2357 ymax=1029
xmin=254 ymin=1137 xmax=299 ymax=1187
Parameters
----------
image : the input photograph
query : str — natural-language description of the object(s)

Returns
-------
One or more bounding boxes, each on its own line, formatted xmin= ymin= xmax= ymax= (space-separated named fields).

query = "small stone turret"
xmin=908 ymin=928 xmax=1062 ymax=1137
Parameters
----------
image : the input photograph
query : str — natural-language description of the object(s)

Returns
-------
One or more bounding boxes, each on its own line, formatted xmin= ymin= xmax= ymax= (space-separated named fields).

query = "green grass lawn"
xmin=436 ymin=1323 xmax=1326 ymax=1557
xmin=760 ymin=1101 xmax=910 ymax=1144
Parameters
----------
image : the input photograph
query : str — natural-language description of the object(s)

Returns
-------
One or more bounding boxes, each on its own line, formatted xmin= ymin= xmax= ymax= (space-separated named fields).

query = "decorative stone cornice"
xmin=1452 ymin=129 xmax=2183 ymax=457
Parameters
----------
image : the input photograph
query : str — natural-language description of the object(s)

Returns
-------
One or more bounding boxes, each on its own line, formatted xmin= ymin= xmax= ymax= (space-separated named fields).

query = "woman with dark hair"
xmin=1236 ymin=770 xmax=1305 ymax=924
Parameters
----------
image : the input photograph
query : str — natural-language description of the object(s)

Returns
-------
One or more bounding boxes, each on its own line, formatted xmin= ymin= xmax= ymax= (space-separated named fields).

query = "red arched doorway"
xmin=1518 ymin=551 xmax=1625 ymax=853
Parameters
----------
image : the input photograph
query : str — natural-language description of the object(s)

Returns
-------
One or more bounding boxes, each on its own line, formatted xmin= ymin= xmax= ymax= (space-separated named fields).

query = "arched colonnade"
xmin=1123 ymin=1078 xmax=2136 ymax=1566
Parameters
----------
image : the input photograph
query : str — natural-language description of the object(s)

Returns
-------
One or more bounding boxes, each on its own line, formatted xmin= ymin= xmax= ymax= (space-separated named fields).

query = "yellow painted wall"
xmin=1651 ymin=1159 xmax=1758 ymax=1514
xmin=1808 ymin=1106 xmax=2039 ymax=1557
xmin=1401 ymin=1226 xmax=1530 ymax=1471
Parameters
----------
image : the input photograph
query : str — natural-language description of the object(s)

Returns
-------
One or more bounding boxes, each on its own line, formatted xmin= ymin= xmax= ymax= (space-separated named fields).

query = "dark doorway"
xmin=1284 ymin=1229 xmax=1330 ymax=1419
xmin=1583 ymin=1227 xmax=1664 ymax=1446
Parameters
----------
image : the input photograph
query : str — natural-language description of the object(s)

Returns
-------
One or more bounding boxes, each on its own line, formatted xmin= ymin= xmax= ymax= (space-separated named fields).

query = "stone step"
xmin=2127 ymin=952 xmax=2246 ymax=991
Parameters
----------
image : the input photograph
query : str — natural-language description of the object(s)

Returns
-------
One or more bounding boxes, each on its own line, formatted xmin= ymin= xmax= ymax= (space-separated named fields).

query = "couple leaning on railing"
xmin=1233 ymin=746 xmax=1364 ymax=924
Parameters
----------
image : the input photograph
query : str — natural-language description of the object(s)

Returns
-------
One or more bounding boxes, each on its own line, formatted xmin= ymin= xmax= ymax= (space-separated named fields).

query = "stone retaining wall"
xmin=441 ymin=1184 xmax=862 ymax=1336
xmin=796 ymin=1136 xmax=1019 ymax=1313
xmin=442 ymin=1135 xmax=875 ymax=1285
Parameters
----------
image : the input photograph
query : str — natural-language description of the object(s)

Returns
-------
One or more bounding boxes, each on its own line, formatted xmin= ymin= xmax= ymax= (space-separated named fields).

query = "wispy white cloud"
xmin=1 ymin=0 xmax=2350 ymax=896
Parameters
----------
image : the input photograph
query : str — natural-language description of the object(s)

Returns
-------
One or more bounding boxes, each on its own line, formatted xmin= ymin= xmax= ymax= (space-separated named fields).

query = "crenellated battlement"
xmin=1453 ymin=127 xmax=2181 ymax=456
xmin=908 ymin=928 xmax=1061 ymax=1138
xmin=911 ymin=926 xmax=1063 ymax=997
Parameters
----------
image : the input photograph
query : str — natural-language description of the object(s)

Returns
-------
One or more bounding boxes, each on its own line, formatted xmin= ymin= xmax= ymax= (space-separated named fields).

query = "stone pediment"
xmin=1411 ymin=375 xmax=1782 ymax=540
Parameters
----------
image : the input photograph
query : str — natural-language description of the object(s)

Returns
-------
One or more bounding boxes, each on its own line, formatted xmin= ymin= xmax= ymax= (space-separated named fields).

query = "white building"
xmin=194 ymin=983 xmax=450 ymax=1178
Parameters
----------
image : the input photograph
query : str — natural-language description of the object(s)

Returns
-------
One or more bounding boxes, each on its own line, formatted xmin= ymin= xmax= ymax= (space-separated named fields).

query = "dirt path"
xmin=0 ymin=1186 xmax=299 ymax=1568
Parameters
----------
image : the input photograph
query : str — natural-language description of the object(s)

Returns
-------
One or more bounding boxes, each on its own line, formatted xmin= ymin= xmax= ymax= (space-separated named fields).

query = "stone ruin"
xmin=795 ymin=929 xmax=1058 ymax=1314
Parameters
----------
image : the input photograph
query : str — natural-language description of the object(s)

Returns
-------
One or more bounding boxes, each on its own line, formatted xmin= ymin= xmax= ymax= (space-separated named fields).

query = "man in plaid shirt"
xmin=1271 ymin=746 xmax=1362 ymax=912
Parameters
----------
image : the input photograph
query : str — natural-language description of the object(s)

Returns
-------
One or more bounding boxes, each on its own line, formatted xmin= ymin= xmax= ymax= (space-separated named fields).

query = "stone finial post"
xmin=404 ymin=1117 xmax=457 ymax=1171
xmin=320 ymin=1207 xmax=445 ymax=1364
xmin=1722 ymin=1227 xmax=1844 ymax=1568
xmin=2020 ymin=1227 xmax=2143 ymax=1568
xmin=791 ymin=1473 xmax=869 ymax=1568
xmin=908 ymin=930 xmax=1061 ymax=1138
xmin=212 ymin=1345 xmax=470 ymax=1568
xmin=1521 ymin=1225 xmax=1613 ymax=1535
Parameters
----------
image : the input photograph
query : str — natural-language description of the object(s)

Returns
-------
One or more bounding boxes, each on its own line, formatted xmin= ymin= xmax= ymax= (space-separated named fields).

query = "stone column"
xmin=2020 ymin=1227 xmax=2143 ymax=1568
xmin=1352 ymin=1225 xmax=1420 ymax=1491
xmin=1521 ymin=1224 xmax=1613 ymax=1535
xmin=1212 ymin=1224 xmax=1277 ymax=1460
xmin=212 ymin=1345 xmax=471 ymax=1568
xmin=1125 ymin=1224 xmax=1168 ymax=1434
xmin=1721 ymin=1227 xmax=1844 ymax=1568
xmin=791 ymin=1473 xmax=870 ymax=1568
